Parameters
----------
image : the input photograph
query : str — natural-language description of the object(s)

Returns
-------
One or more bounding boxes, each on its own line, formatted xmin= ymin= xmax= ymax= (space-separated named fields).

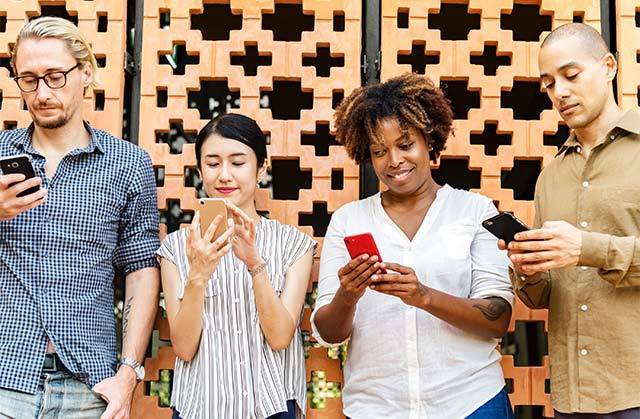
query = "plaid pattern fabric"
xmin=0 ymin=123 xmax=160 ymax=393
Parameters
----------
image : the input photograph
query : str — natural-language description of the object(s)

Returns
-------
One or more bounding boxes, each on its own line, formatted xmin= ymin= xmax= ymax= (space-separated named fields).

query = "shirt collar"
xmin=12 ymin=121 xmax=105 ymax=156
xmin=556 ymin=109 xmax=640 ymax=157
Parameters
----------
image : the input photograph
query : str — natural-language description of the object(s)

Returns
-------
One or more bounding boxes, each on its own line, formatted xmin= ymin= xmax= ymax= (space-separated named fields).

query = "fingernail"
xmin=370 ymin=285 xmax=375 ymax=289
xmin=371 ymin=275 xmax=377 ymax=281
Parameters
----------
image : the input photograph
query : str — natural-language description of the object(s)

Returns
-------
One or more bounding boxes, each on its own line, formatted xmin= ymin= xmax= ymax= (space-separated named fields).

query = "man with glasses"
xmin=0 ymin=16 xmax=160 ymax=419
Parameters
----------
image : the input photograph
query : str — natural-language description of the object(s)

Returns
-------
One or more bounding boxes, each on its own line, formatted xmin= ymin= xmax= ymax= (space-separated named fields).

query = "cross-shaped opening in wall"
xmin=397 ymin=42 xmax=440 ymax=74
xmin=302 ymin=46 xmax=344 ymax=78
xmin=230 ymin=44 xmax=272 ymax=77
xmin=299 ymin=202 xmax=332 ymax=237
xmin=301 ymin=122 xmax=341 ymax=156
xmin=470 ymin=122 xmax=512 ymax=155
xmin=270 ymin=158 xmax=312 ymax=200
xmin=159 ymin=43 xmax=199 ymax=76
xmin=470 ymin=44 xmax=511 ymax=76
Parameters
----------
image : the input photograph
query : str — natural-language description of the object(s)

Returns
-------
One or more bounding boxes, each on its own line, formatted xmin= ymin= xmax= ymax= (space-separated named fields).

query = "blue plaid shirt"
xmin=0 ymin=122 xmax=160 ymax=393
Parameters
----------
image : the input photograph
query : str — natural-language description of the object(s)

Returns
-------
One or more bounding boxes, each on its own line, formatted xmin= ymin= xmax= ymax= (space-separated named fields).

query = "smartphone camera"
xmin=10 ymin=162 xmax=19 ymax=168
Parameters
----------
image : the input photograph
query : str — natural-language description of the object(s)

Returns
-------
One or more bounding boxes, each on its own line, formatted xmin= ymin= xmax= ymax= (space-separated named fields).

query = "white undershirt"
xmin=311 ymin=185 xmax=513 ymax=419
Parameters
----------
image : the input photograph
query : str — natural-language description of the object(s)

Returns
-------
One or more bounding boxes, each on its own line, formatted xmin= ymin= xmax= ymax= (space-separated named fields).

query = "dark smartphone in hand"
xmin=482 ymin=212 xmax=529 ymax=244
xmin=0 ymin=154 xmax=40 ymax=197
xmin=344 ymin=233 xmax=387 ymax=273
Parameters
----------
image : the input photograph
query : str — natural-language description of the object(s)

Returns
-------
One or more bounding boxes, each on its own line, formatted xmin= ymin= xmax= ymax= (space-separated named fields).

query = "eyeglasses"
xmin=13 ymin=63 xmax=82 ymax=93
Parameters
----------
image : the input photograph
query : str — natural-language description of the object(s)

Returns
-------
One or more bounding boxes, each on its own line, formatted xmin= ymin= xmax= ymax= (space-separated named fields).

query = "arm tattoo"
xmin=472 ymin=297 xmax=509 ymax=322
xmin=122 ymin=296 xmax=133 ymax=340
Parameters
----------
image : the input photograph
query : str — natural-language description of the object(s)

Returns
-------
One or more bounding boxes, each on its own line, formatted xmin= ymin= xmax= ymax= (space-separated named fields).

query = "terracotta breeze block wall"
xmin=616 ymin=0 xmax=640 ymax=111
xmin=0 ymin=0 xmax=127 ymax=136
xmin=382 ymin=1 xmax=601 ymax=417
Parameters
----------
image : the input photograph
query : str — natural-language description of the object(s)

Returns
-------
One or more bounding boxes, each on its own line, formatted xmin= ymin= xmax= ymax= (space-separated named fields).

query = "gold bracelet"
xmin=248 ymin=262 xmax=267 ymax=276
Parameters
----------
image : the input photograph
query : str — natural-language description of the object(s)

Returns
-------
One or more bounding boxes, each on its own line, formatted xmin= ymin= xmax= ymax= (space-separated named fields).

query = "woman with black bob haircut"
xmin=157 ymin=113 xmax=316 ymax=419
xmin=312 ymin=73 xmax=515 ymax=418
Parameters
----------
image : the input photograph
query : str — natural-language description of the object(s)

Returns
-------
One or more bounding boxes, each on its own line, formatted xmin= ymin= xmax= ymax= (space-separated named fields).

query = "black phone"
xmin=0 ymin=154 xmax=40 ymax=197
xmin=482 ymin=212 xmax=529 ymax=244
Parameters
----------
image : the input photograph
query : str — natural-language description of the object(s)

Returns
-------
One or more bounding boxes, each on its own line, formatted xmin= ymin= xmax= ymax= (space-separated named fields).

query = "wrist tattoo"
xmin=122 ymin=296 xmax=133 ymax=339
xmin=473 ymin=297 xmax=509 ymax=322
xmin=249 ymin=262 xmax=267 ymax=277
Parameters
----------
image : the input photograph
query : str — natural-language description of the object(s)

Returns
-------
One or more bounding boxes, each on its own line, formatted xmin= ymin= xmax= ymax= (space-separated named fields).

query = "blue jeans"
xmin=0 ymin=372 xmax=107 ymax=419
xmin=173 ymin=399 xmax=297 ymax=419
xmin=466 ymin=387 xmax=515 ymax=418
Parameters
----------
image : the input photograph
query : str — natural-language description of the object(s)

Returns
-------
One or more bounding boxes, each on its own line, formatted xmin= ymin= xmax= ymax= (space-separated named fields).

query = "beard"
xmin=32 ymin=111 xmax=69 ymax=129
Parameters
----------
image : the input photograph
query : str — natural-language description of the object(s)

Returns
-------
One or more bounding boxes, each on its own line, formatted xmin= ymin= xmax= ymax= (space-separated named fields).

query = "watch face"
xmin=135 ymin=365 xmax=145 ymax=380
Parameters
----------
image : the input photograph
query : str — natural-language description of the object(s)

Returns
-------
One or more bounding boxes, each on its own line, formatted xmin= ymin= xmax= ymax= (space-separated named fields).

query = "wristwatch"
xmin=119 ymin=357 xmax=145 ymax=381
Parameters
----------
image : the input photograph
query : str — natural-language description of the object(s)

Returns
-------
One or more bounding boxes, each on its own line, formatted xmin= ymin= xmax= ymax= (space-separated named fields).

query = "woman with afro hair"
xmin=311 ymin=73 xmax=515 ymax=419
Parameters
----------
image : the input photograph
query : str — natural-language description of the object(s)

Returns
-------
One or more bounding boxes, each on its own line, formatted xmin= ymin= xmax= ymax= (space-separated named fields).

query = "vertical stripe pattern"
xmin=157 ymin=218 xmax=316 ymax=419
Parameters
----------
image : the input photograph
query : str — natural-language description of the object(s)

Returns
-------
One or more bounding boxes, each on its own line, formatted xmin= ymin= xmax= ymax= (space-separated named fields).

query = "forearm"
xmin=168 ymin=279 xmax=207 ymax=360
xmin=252 ymin=266 xmax=297 ymax=351
xmin=122 ymin=267 xmax=160 ymax=362
xmin=312 ymin=288 xmax=357 ymax=344
xmin=418 ymin=289 xmax=511 ymax=339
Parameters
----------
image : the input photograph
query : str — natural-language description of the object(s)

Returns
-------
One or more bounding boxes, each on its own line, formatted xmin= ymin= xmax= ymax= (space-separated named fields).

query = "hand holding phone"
xmin=482 ymin=212 xmax=530 ymax=244
xmin=0 ymin=154 xmax=46 ymax=221
xmin=344 ymin=233 xmax=387 ymax=274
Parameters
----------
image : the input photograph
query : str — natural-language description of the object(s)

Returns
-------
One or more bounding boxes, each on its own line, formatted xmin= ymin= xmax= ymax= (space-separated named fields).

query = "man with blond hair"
xmin=503 ymin=23 xmax=640 ymax=418
xmin=0 ymin=16 xmax=159 ymax=419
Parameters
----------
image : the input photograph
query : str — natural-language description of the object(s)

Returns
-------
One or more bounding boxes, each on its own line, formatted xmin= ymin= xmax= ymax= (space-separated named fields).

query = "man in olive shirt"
xmin=501 ymin=23 xmax=640 ymax=417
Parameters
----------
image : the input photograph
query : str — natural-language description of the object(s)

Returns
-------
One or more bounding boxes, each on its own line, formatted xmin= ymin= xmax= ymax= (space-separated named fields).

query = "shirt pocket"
xmin=434 ymin=223 xmax=475 ymax=261
xmin=602 ymin=188 xmax=640 ymax=232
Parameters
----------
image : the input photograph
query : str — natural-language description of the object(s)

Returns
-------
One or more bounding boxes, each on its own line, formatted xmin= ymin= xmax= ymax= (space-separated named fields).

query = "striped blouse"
xmin=157 ymin=218 xmax=316 ymax=419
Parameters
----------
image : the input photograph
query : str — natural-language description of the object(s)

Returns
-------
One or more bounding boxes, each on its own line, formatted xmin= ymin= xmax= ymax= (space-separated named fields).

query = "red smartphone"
xmin=343 ymin=233 xmax=387 ymax=273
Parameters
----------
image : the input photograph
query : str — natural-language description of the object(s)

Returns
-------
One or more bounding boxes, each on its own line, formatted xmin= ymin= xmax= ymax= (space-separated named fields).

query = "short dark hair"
xmin=333 ymin=72 xmax=454 ymax=164
xmin=195 ymin=113 xmax=268 ymax=168
xmin=541 ymin=23 xmax=610 ymax=60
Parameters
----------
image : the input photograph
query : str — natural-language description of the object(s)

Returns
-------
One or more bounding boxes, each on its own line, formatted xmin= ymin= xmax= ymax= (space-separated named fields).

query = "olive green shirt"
xmin=511 ymin=109 xmax=640 ymax=414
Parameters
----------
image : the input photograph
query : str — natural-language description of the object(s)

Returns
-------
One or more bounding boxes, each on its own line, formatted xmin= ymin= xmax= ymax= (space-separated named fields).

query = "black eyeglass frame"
xmin=13 ymin=63 xmax=82 ymax=93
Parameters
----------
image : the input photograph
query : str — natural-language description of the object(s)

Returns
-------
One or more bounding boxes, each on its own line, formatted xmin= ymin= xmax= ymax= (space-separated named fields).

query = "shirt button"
xmin=610 ymin=134 xmax=616 ymax=140
xmin=243 ymin=390 xmax=248 ymax=397
xmin=234 ymin=298 xmax=240 ymax=304
xmin=580 ymin=266 xmax=588 ymax=271
xmin=236 ymin=330 xmax=242 ymax=335
xmin=580 ymin=304 xmax=588 ymax=312
xmin=580 ymin=348 xmax=588 ymax=356
xmin=576 ymin=146 xmax=582 ymax=153
xmin=582 ymin=181 xmax=589 ymax=188
xmin=580 ymin=221 xmax=588 ymax=228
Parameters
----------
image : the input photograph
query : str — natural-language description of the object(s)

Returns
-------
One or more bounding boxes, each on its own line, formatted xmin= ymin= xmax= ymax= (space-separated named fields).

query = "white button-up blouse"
xmin=311 ymin=185 xmax=513 ymax=419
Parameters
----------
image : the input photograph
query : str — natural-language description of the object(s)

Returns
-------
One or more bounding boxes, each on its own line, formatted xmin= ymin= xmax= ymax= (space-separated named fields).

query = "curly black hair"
xmin=333 ymin=72 xmax=454 ymax=164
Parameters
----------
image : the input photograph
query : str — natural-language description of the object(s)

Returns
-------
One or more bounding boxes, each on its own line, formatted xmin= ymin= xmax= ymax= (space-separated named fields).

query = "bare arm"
xmin=93 ymin=267 xmax=160 ymax=419
xmin=312 ymin=255 xmax=380 ymax=344
xmin=161 ymin=214 xmax=233 ymax=362
xmin=251 ymin=249 xmax=313 ymax=350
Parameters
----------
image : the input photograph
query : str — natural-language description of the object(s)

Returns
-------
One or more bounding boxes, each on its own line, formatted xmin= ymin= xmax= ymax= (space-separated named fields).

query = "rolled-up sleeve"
xmin=579 ymin=231 xmax=640 ymax=287
xmin=469 ymin=200 xmax=514 ymax=305
xmin=112 ymin=151 xmax=160 ymax=275
xmin=310 ymin=207 xmax=350 ymax=348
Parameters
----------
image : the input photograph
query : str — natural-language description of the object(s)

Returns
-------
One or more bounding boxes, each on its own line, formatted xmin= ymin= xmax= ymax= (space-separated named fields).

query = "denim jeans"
xmin=0 ymin=372 xmax=106 ymax=419
xmin=466 ymin=387 xmax=515 ymax=419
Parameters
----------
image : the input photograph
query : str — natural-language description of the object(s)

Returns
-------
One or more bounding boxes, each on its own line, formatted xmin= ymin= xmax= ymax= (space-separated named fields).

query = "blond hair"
xmin=11 ymin=16 xmax=99 ymax=89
